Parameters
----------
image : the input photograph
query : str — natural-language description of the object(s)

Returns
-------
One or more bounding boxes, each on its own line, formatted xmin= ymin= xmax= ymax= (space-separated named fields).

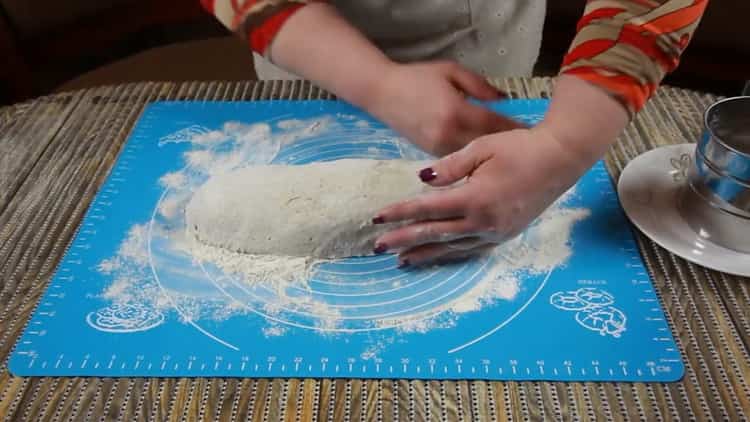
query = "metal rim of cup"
xmin=676 ymin=96 xmax=750 ymax=253
xmin=690 ymin=146 xmax=750 ymax=217
xmin=698 ymin=96 xmax=750 ymax=181
xmin=691 ymin=96 xmax=750 ymax=215
xmin=702 ymin=95 xmax=750 ymax=159
xmin=679 ymin=182 xmax=750 ymax=254
xmin=685 ymin=170 xmax=750 ymax=218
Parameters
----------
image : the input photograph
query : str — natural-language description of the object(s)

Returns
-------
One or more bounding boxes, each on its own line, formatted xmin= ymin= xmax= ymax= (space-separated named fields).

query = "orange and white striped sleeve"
xmin=561 ymin=0 xmax=709 ymax=116
xmin=200 ymin=0 xmax=324 ymax=56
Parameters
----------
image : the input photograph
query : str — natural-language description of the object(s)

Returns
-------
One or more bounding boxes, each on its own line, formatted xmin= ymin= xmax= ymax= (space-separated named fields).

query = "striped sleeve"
xmin=561 ymin=0 xmax=708 ymax=116
xmin=200 ymin=0 xmax=323 ymax=55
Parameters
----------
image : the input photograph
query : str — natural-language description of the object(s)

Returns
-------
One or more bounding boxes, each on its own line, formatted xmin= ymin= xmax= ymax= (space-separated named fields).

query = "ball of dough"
xmin=185 ymin=159 xmax=431 ymax=259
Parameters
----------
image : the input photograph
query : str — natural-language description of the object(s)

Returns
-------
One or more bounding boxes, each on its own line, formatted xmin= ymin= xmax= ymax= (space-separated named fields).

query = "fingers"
xmin=458 ymin=103 xmax=526 ymax=135
xmin=398 ymin=240 xmax=496 ymax=267
xmin=427 ymin=101 xmax=522 ymax=156
xmin=416 ymin=144 xmax=490 ymax=187
xmin=374 ymin=188 xmax=468 ymax=224
xmin=447 ymin=64 xmax=506 ymax=101
xmin=374 ymin=218 xmax=476 ymax=252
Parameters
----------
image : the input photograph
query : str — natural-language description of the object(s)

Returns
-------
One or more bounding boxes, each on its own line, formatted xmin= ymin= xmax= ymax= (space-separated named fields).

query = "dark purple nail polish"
xmin=419 ymin=168 xmax=437 ymax=182
xmin=398 ymin=259 xmax=410 ymax=268
xmin=372 ymin=216 xmax=385 ymax=225
xmin=374 ymin=243 xmax=388 ymax=254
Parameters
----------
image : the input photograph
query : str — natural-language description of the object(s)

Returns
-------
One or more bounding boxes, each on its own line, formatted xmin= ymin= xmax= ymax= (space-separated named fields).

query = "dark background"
xmin=1 ymin=0 xmax=748 ymax=106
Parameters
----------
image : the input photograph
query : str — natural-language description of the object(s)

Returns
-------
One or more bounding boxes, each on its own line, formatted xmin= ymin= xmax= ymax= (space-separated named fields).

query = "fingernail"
xmin=398 ymin=258 xmax=410 ymax=268
xmin=372 ymin=216 xmax=385 ymax=225
xmin=374 ymin=243 xmax=388 ymax=254
xmin=419 ymin=168 xmax=437 ymax=182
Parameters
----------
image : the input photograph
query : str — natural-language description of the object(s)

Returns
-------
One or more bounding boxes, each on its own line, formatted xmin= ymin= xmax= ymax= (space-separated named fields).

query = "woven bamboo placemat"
xmin=0 ymin=78 xmax=747 ymax=421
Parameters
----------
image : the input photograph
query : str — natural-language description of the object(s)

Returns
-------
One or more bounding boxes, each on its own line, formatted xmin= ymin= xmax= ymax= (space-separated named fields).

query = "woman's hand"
xmin=271 ymin=4 xmax=521 ymax=156
xmin=365 ymin=61 xmax=523 ymax=156
xmin=372 ymin=126 xmax=587 ymax=266
xmin=371 ymin=75 xmax=631 ymax=267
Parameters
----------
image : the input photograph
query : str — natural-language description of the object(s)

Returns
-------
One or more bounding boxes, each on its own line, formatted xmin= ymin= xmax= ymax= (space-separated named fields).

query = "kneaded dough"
xmin=185 ymin=159 xmax=431 ymax=259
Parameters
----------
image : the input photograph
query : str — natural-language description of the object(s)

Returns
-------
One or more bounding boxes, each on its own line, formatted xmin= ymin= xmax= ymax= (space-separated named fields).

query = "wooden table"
xmin=0 ymin=79 xmax=747 ymax=421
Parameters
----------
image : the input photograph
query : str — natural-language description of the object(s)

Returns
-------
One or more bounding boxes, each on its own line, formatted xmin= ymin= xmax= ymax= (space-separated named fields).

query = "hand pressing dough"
xmin=185 ymin=159 xmax=432 ymax=259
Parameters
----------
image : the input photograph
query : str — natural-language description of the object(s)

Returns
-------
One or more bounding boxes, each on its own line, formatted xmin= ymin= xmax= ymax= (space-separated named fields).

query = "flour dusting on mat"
xmin=180 ymin=236 xmax=314 ymax=287
xmin=94 ymin=111 xmax=589 ymax=349
xmin=377 ymin=198 xmax=589 ymax=334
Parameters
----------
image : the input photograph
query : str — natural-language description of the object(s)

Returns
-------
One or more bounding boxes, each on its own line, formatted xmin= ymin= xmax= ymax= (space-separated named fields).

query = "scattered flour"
xmin=179 ymin=234 xmax=314 ymax=287
xmin=263 ymin=325 xmax=289 ymax=337
xmin=375 ymin=198 xmax=590 ymax=334
xmin=159 ymin=171 xmax=187 ymax=189
xmin=96 ymin=112 xmax=589 ymax=347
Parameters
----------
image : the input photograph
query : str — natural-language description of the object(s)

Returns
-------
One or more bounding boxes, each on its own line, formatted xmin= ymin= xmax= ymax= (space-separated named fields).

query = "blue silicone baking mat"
xmin=9 ymin=99 xmax=683 ymax=382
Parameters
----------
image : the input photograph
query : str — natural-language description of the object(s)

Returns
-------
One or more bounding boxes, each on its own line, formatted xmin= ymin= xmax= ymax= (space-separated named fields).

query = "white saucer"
xmin=618 ymin=143 xmax=750 ymax=277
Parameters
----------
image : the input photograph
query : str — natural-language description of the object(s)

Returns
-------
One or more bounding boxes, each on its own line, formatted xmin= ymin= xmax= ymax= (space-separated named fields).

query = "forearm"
xmin=269 ymin=3 xmax=394 ymax=109
xmin=537 ymin=75 xmax=629 ymax=174
xmin=538 ymin=0 xmax=708 ymax=173
xmin=200 ymin=1 xmax=392 ymax=109
xmin=201 ymin=0 xmax=316 ymax=54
